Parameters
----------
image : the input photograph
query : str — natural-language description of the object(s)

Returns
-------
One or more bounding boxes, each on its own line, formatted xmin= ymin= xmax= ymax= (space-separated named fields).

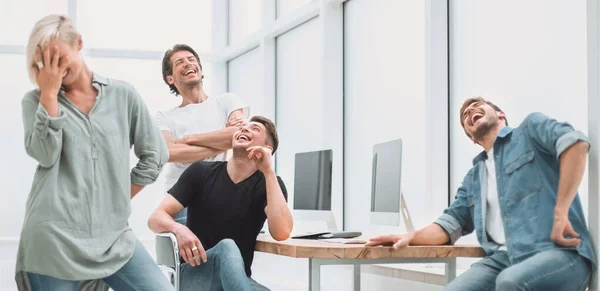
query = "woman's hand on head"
xmin=34 ymin=44 xmax=70 ymax=97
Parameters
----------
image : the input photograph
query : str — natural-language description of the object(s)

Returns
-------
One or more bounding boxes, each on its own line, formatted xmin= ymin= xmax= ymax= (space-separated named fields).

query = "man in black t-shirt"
xmin=148 ymin=116 xmax=293 ymax=291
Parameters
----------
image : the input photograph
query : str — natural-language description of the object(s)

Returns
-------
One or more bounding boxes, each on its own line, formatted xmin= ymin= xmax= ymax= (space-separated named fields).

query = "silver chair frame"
xmin=156 ymin=232 xmax=180 ymax=291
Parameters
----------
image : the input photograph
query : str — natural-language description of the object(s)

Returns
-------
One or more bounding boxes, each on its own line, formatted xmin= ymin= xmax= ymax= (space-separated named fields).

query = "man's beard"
xmin=182 ymin=79 xmax=201 ymax=88
xmin=231 ymin=145 xmax=249 ymax=159
xmin=472 ymin=117 xmax=499 ymax=141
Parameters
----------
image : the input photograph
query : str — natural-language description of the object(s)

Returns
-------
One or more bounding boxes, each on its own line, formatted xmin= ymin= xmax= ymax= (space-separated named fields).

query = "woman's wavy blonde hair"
xmin=26 ymin=15 xmax=80 ymax=86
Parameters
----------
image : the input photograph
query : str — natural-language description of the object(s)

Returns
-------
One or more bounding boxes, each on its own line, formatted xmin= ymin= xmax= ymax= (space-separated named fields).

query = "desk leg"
xmin=445 ymin=258 xmax=457 ymax=284
xmin=353 ymin=264 xmax=361 ymax=291
xmin=309 ymin=259 xmax=321 ymax=291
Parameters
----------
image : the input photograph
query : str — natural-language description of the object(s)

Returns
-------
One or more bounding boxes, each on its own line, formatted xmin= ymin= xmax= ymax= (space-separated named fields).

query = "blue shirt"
xmin=435 ymin=112 xmax=596 ymax=268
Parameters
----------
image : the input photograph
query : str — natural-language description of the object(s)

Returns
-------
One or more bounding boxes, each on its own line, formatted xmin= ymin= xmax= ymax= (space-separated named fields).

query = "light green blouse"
xmin=15 ymin=74 xmax=168 ymax=290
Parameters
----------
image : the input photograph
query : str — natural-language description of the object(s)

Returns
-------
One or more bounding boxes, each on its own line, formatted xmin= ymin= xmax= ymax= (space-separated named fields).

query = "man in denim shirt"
xmin=367 ymin=97 xmax=595 ymax=291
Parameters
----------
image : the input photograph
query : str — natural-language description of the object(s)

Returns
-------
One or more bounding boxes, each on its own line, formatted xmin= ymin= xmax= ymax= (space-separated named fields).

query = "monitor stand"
xmin=370 ymin=191 xmax=415 ymax=231
xmin=292 ymin=210 xmax=338 ymax=234
xmin=400 ymin=191 xmax=415 ymax=232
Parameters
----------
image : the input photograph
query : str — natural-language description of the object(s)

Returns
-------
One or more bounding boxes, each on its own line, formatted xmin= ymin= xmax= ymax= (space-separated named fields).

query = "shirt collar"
xmin=92 ymin=72 xmax=108 ymax=86
xmin=497 ymin=126 xmax=513 ymax=139
xmin=58 ymin=72 xmax=107 ymax=95
xmin=473 ymin=151 xmax=488 ymax=165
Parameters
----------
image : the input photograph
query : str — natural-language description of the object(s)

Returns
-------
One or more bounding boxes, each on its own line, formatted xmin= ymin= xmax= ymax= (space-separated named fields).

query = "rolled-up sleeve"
xmin=128 ymin=86 xmax=169 ymax=185
xmin=525 ymin=112 xmax=590 ymax=159
xmin=555 ymin=130 xmax=589 ymax=158
xmin=22 ymin=97 xmax=67 ymax=168
xmin=434 ymin=171 xmax=475 ymax=244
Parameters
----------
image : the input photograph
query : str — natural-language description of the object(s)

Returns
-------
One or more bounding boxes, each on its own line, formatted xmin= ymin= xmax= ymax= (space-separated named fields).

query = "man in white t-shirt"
xmin=156 ymin=44 xmax=249 ymax=224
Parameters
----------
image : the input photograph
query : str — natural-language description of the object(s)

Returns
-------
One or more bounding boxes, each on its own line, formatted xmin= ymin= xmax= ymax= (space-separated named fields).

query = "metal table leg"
xmin=445 ymin=258 xmax=457 ymax=284
xmin=309 ymin=259 xmax=321 ymax=291
xmin=353 ymin=264 xmax=361 ymax=291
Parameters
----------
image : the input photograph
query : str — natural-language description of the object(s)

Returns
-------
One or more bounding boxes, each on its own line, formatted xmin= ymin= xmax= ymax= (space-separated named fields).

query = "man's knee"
xmin=210 ymin=239 xmax=246 ymax=275
xmin=214 ymin=238 xmax=238 ymax=252
xmin=213 ymin=239 xmax=243 ymax=262
xmin=496 ymin=271 xmax=525 ymax=291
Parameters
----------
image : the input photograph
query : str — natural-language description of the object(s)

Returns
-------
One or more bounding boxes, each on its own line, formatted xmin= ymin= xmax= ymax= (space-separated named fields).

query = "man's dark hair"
xmin=250 ymin=116 xmax=279 ymax=155
xmin=162 ymin=44 xmax=203 ymax=96
xmin=459 ymin=97 xmax=508 ymax=138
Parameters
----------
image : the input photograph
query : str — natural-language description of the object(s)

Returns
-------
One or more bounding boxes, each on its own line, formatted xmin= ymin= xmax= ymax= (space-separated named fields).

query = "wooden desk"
xmin=255 ymin=235 xmax=485 ymax=291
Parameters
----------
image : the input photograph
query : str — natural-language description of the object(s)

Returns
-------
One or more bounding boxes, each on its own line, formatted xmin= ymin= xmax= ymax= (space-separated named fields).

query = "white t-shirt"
xmin=155 ymin=93 xmax=248 ymax=192
xmin=485 ymin=148 xmax=506 ymax=246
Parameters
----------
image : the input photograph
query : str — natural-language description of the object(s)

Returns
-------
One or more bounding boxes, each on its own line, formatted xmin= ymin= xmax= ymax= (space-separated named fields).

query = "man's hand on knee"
xmin=174 ymin=224 xmax=207 ymax=266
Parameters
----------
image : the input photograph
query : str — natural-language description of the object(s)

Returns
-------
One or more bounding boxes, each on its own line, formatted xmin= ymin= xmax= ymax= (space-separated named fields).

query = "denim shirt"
xmin=435 ymin=112 xmax=596 ymax=268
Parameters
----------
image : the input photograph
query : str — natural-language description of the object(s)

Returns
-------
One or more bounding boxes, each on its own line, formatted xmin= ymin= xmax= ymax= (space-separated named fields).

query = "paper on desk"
xmin=319 ymin=238 xmax=367 ymax=244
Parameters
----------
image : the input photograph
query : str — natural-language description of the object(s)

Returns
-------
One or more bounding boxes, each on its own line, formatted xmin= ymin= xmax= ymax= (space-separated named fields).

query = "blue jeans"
xmin=249 ymin=277 xmax=270 ymax=290
xmin=180 ymin=239 xmax=252 ymax=291
xmin=445 ymin=249 xmax=591 ymax=291
xmin=174 ymin=207 xmax=188 ymax=225
xmin=27 ymin=240 xmax=173 ymax=291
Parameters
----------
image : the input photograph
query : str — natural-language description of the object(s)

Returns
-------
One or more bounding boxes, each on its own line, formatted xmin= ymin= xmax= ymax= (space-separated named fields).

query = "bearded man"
xmin=367 ymin=97 xmax=595 ymax=291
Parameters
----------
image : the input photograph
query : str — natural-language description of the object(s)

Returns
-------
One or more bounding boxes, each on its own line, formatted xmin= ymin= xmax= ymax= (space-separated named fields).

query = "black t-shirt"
xmin=168 ymin=161 xmax=288 ymax=276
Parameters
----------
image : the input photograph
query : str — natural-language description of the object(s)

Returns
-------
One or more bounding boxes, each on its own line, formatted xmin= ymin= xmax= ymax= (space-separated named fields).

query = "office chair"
xmin=156 ymin=233 xmax=180 ymax=291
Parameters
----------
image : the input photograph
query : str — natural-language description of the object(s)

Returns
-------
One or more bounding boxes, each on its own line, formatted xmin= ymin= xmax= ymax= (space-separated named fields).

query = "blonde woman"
xmin=15 ymin=15 xmax=173 ymax=291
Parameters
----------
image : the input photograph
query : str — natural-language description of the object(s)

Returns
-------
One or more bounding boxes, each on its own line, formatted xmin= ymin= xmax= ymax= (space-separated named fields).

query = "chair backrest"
xmin=156 ymin=233 xmax=179 ymax=269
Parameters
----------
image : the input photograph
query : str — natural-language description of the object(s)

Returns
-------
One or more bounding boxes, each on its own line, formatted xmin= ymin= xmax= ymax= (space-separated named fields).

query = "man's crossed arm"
xmin=164 ymin=109 xmax=245 ymax=163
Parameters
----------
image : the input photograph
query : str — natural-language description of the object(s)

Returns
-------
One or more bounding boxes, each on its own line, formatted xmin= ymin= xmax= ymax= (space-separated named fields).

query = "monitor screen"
xmin=371 ymin=139 xmax=402 ymax=213
xmin=293 ymin=150 xmax=333 ymax=211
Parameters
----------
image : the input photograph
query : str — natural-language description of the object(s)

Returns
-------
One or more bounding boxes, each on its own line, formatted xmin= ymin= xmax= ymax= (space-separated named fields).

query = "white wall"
xmin=449 ymin=0 xmax=589 ymax=269
xmin=228 ymin=48 xmax=269 ymax=118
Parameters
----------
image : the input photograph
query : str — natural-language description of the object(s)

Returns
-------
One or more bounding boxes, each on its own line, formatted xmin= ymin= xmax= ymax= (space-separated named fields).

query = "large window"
xmin=227 ymin=48 xmax=268 ymax=118
xmin=78 ymin=0 xmax=212 ymax=51
xmin=344 ymin=0 xmax=446 ymax=234
xmin=0 ymin=0 xmax=68 ymax=45
xmin=277 ymin=0 xmax=313 ymax=18
xmin=228 ymin=0 xmax=262 ymax=45
xmin=275 ymin=18 xmax=325 ymax=212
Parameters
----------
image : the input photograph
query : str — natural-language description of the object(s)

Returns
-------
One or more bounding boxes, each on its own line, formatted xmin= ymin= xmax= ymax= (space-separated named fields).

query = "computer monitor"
xmin=293 ymin=149 xmax=337 ymax=231
xmin=370 ymin=139 xmax=413 ymax=230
